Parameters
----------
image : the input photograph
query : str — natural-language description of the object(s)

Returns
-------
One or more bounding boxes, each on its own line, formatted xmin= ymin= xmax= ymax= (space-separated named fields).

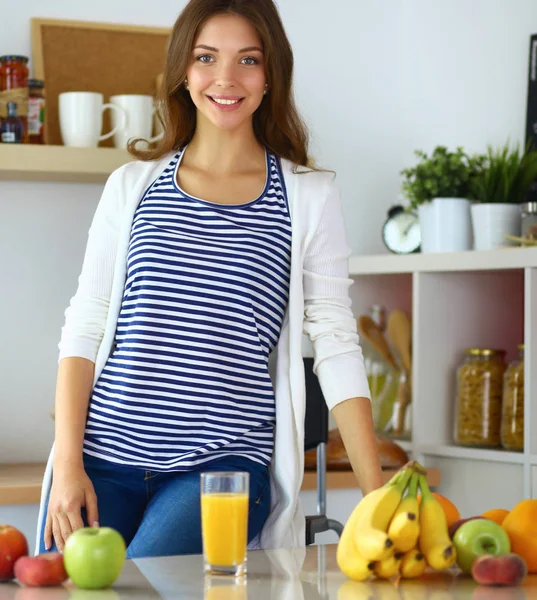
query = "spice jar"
xmin=501 ymin=345 xmax=524 ymax=451
xmin=28 ymin=79 xmax=45 ymax=144
xmin=454 ymin=348 xmax=505 ymax=448
xmin=0 ymin=55 xmax=29 ymax=142
xmin=520 ymin=202 xmax=537 ymax=243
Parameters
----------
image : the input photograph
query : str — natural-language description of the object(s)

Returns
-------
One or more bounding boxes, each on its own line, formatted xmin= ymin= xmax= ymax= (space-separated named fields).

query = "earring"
xmin=263 ymin=84 xmax=268 ymax=96
xmin=184 ymin=79 xmax=189 ymax=90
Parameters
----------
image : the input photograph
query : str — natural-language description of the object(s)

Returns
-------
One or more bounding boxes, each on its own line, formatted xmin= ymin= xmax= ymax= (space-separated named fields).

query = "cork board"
xmin=31 ymin=18 xmax=171 ymax=146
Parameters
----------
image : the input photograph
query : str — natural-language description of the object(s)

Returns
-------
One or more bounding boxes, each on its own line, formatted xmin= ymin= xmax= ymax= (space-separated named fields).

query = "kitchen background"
xmin=1 ymin=0 xmax=537 ymax=552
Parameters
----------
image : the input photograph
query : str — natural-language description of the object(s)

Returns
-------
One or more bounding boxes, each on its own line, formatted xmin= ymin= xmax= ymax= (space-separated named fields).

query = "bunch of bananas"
xmin=336 ymin=460 xmax=456 ymax=582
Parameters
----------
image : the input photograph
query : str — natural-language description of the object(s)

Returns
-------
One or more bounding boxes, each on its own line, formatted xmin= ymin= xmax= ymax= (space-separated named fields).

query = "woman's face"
xmin=185 ymin=13 xmax=267 ymax=131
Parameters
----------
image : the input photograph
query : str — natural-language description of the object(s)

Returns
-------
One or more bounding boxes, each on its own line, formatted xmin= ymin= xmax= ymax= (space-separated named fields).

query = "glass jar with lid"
xmin=520 ymin=202 xmax=537 ymax=244
xmin=501 ymin=345 xmax=525 ymax=451
xmin=454 ymin=348 xmax=506 ymax=448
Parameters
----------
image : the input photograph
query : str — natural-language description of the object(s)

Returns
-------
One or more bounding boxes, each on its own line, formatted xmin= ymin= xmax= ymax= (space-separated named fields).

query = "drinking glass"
xmin=200 ymin=472 xmax=249 ymax=576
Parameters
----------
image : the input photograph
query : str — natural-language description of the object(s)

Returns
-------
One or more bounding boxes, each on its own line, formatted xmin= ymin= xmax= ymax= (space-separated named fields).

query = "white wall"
xmin=400 ymin=0 xmax=536 ymax=164
xmin=1 ymin=0 xmax=536 ymax=547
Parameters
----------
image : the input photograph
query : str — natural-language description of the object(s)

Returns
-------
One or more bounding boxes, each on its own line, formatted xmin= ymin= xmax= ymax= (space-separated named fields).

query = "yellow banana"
xmin=388 ymin=471 xmax=420 ymax=552
xmin=354 ymin=467 xmax=413 ymax=561
xmin=337 ymin=494 xmax=375 ymax=581
xmin=373 ymin=551 xmax=403 ymax=579
xmin=417 ymin=475 xmax=456 ymax=571
xmin=399 ymin=547 xmax=427 ymax=578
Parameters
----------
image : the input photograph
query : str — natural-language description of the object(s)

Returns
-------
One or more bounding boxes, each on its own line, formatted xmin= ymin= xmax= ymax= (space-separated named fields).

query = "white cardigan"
xmin=35 ymin=151 xmax=370 ymax=553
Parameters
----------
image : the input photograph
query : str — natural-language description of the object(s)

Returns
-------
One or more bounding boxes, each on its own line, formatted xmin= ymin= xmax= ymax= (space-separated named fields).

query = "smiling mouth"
xmin=207 ymin=96 xmax=244 ymax=106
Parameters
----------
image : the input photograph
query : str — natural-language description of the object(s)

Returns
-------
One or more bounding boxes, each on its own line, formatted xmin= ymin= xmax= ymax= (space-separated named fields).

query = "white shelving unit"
xmin=348 ymin=248 xmax=537 ymax=515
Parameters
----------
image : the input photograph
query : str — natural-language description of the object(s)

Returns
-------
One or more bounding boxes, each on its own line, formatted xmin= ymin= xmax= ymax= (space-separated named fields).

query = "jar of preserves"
xmin=454 ymin=348 xmax=506 ymax=448
xmin=501 ymin=345 xmax=524 ymax=451
xmin=28 ymin=79 xmax=45 ymax=144
xmin=0 ymin=55 xmax=29 ymax=142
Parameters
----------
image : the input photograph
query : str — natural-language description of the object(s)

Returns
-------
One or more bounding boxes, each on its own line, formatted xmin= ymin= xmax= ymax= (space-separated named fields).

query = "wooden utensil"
xmin=357 ymin=315 xmax=399 ymax=372
xmin=387 ymin=309 xmax=412 ymax=374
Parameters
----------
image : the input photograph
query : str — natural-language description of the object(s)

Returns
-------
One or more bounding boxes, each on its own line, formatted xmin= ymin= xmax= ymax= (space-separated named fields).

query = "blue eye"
xmin=196 ymin=55 xmax=213 ymax=63
xmin=242 ymin=57 xmax=259 ymax=65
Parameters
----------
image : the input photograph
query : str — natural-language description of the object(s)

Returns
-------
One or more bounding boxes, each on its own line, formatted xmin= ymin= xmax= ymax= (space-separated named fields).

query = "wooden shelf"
xmin=349 ymin=247 xmax=537 ymax=275
xmin=0 ymin=463 xmax=440 ymax=505
xmin=0 ymin=463 xmax=45 ymax=505
xmin=0 ymin=144 xmax=133 ymax=183
xmin=300 ymin=467 xmax=440 ymax=491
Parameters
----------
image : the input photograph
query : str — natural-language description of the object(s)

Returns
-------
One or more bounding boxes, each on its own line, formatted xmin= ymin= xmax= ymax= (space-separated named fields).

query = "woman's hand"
xmin=44 ymin=466 xmax=99 ymax=552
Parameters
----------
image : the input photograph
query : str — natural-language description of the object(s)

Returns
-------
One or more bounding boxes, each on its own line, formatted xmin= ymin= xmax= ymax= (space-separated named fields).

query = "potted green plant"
xmin=401 ymin=146 xmax=483 ymax=253
xmin=470 ymin=141 xmax=537 ymax=250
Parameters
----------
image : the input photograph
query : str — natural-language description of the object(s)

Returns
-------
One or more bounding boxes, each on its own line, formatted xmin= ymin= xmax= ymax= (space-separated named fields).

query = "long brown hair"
xmin=129 ymin=0 xmax=322 ymax=173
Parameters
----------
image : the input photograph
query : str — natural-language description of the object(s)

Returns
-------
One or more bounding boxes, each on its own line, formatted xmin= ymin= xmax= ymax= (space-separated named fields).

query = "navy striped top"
xmin=82 ymin=147 xmax=292 ymax=471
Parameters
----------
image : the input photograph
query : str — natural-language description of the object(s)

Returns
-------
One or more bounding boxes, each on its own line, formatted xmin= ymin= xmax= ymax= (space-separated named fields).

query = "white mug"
xmin=109 ymin=94 xmax=164 ymax=150
xmin=59 ymin=92 xmax=127 ymax=148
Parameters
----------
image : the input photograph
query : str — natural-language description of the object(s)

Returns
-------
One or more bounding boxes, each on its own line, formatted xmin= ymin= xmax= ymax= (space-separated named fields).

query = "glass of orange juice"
xmin=200 ymin=471 xmax=249 ymax=577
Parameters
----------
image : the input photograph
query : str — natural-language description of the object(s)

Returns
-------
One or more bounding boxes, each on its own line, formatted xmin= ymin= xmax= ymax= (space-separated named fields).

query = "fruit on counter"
xmin=481 ymin=508 xmax=509 ymax=525
xmin=336 ymin=498 xmax=376 ymax=581
xmin=417 ymin=491 xmax=461 ymax=529
xmin=14 ymin=552 xmax=68 ymax=586
xmin=337 ymin=461 xmax=420 ymax=580
xmin=417 ymin=475 xmax=457 ymax=571
xmin=63 ymin=526 xmax=126 ymax=589
xmin=354 ymin=466 xmax=413 ymax=561
xmin=452 ymin=518 xmax=511 ymax=575
xmin=448 ymin=516 xmax=486 ymax=539
xmin=502 ymin=499 xmax=537 ymax=573
xmin=399 ymin=547 xmax=427 ymax=579
xmin=373 ymin=551 xmax=403 ymax=579
xmin=0 ymin=525 xmax=29 ymax=581
xmin=387 ymin=471 xmax=420 ymax=552
xmin=471 ymin=553 xmax=527 ymax=586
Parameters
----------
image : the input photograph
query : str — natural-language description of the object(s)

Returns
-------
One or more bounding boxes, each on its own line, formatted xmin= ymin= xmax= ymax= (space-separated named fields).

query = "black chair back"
xmin=303 ymin=357 xmax=329 ymax=452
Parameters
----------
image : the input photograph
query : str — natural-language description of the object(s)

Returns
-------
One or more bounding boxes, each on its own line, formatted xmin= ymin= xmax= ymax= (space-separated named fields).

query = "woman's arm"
xmin=302 ymin=176 xmax=383 ymax=494
xmin=331 ymin=397 xmax=384 ymax=495
xmin=53 ymin=357 xmax=95 ymax=471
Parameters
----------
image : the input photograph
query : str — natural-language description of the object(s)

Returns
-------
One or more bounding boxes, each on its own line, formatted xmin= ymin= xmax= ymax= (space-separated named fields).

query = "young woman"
xmin=36 ymin=0 xmax=383 ymax=558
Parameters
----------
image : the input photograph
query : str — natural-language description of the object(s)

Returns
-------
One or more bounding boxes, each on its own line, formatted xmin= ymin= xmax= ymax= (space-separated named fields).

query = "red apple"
xmin=0 ymin=525 xmax=28 ymax=581
xmin=14 ymin=553 xmax=68 ymax=587
xmin=448 ymin=516 xmax=486 ymax=539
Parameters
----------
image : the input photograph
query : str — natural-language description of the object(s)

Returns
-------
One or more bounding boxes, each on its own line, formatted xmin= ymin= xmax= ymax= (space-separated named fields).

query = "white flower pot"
xmin=471 ymin=204 xmax=521 ymax=251
xmin=418 ymin=197 xmax=473 ymax=253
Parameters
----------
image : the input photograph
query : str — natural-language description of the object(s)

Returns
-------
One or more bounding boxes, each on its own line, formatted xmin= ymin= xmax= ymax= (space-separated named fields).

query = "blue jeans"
xmin=38 ymin=452 xmax=271 ymax=558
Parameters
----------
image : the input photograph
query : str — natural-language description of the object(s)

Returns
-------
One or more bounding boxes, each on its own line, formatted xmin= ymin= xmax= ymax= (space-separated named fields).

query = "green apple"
xmin=63 ymin=527 xmax=126 ymax=589
xmin=452 ymin=518 xmax=511 ymax=575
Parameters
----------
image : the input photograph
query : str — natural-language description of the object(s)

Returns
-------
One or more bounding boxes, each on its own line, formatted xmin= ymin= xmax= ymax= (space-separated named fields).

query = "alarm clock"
xmin=382 ymin=205 xmax=421 ymax=254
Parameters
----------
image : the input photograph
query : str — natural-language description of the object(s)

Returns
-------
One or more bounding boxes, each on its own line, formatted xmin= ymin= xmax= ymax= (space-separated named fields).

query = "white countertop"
xmin=1 ymin=544 xmax=536 ymax=599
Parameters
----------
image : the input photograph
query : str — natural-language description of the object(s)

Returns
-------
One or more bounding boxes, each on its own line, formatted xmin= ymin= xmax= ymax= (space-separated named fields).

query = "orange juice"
xmin=201 ymin=493 xmax=248 ymax=566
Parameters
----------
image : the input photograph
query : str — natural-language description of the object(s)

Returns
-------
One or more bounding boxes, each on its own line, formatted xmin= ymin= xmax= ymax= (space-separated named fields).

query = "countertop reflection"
xmin=0 ymin=544 xmax=536 ymax=599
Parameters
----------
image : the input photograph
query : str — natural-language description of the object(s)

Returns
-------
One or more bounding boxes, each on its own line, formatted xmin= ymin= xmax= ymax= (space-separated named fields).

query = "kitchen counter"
xmin=1 ymin=544 xmax=536 ymax=599
xmin=0 ymin=464 xmax=440 ymax=505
